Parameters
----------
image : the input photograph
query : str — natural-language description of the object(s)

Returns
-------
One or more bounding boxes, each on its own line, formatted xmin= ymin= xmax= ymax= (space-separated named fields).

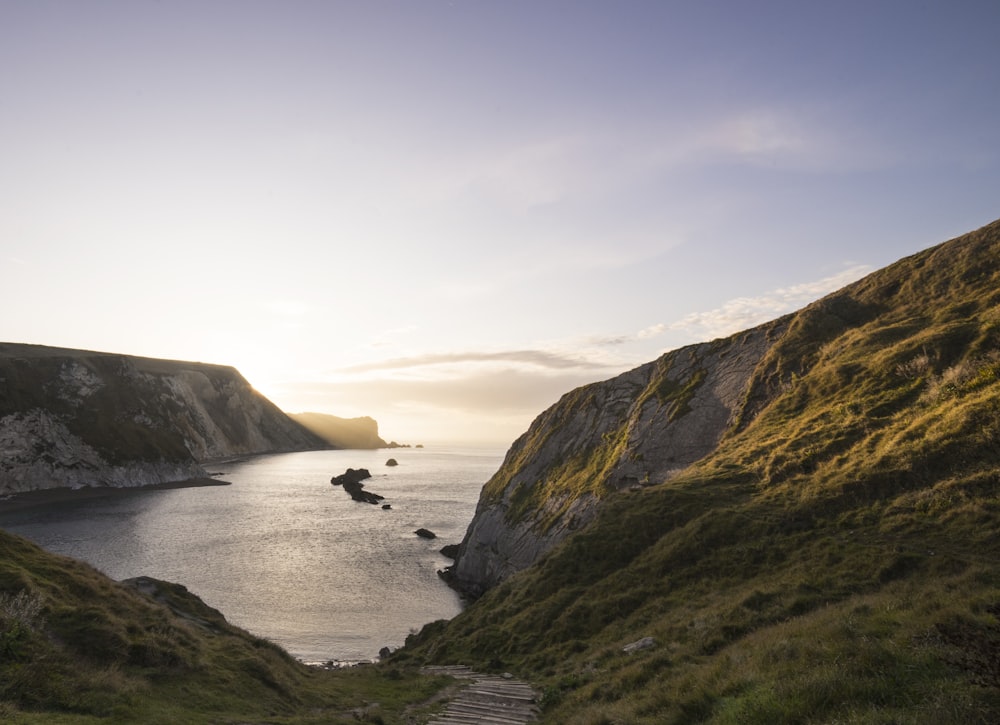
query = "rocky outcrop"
xmin=447 ymin=317 xmax=791 ymax=597
xmin=330 ymin=468 xmax=385 ymax=504
xmin=289 ymin=412 xmax=388 ymax=449
xmin=0 ymin=343 xmax=327 ymax=495
xmin=440 ymin=218 xmax=1000 ymax=600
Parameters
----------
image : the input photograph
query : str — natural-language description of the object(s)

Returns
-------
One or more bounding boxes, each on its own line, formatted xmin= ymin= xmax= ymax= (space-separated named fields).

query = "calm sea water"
xmin=0 ymin=446 xmax=504 ymax=662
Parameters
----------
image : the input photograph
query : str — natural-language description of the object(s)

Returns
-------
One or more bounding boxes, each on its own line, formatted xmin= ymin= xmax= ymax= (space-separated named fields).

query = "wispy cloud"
xmin=637 ymin=323 xmax=666 ymax=339
xmin=667 ymin=265 xmax=872 ymax=340
xmin=468 ymin=135 xmax=594 ymax=210
xmin=575 ymin=327 xmax=678 ymax=348
xmin=701 ymin=109 xmax=808 ymax=160
xmin=270 ymin=265 xmax=875 ymax=442
xmin=338 ymin=348 xmax=619 ymax=374
xmin=282 ymin=366 xmax=607 ymax=418
xmin=641 ymin=103 xmax=894 ymax=175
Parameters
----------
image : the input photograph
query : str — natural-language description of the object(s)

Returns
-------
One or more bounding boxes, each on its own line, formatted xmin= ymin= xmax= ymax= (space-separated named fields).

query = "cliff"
xmin=448 ymin=217 xmax=1000 ymax=598
xmin=447 ymin=318 xmax=790 ymax=596
xmin=0 ymin=344 xmax=327 ymax=494
xmin=289 ymin=412 xmax=388 ymax=449
xmin=4 ymin=221 xmax=997 ymax=724
xmin=401 ymin=219 xmax=1000 ymax=721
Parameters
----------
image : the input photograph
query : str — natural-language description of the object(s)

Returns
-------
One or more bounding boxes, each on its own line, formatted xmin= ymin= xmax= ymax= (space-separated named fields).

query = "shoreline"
xmin=0 ymin=478 xmax=230 ymax=514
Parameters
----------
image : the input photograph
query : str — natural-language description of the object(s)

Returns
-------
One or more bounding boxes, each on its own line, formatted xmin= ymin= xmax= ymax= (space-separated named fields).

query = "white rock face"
xmin=0 ymin=409 xmax=205 ymax=493
xmin=161 ymin=370 xmax=286 ymax=460
xmin=0 ymin=344 xmax=325 ymax=495
xmin=449 ymin=318 xmax=789 ymax=597
xmin=454 ymin=490 xmax=599 ymax=597
xmin=56 ymin=360 xmax=105 ymax=402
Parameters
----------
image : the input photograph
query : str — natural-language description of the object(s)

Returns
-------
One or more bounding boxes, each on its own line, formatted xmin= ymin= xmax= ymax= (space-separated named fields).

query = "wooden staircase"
xmin=421 ymin=665 xmax=540 ymax=724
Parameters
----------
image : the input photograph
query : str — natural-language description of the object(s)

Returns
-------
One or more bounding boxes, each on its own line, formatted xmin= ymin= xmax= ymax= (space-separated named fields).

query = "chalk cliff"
xmin=449 ymin=217 xmax=1000 ymax=598
xmin=446 ymin=319 xmax=790 ymax=596
xmin=0 ymin=344 xmax=327 ymax=494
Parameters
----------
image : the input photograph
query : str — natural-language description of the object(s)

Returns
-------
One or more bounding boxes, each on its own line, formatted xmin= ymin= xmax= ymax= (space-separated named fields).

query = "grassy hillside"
xmin=396 ymin=219 xmax=1000 ymax=722
xmin=3 ymin=220 xmax=1000 ymax=723
xmin=0 ymin=529 xmax=450 ymax=723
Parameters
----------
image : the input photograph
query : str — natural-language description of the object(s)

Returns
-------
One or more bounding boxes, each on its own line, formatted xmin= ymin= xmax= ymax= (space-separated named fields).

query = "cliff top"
xmin=400 ymin=216 xmax=1000 ymax=722
xmin=0 ymin=342 xmax=240 ymax=377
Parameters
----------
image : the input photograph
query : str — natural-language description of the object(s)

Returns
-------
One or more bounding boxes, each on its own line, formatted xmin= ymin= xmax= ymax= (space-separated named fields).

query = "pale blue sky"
xmin=2 ymin=1 xmax=998 ymax=444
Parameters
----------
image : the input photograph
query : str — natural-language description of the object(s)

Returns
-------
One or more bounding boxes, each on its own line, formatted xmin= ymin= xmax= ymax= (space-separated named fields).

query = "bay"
xmin=0 ymin=445 xmax=505 ymax=663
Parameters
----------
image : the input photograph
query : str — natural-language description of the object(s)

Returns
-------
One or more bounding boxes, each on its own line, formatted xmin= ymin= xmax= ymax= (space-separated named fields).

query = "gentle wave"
xmin=0 ymin=445 xmax=504 ymax=661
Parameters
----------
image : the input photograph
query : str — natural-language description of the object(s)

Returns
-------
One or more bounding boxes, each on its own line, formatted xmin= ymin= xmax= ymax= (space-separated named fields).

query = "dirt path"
xmin=421 ymin=665 xmax=540 ymax=724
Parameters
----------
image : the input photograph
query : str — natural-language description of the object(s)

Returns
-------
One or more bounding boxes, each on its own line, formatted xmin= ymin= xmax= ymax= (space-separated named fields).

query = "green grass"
xmin=0 ymin=530 xmax=452 ymax=723
xmin=484 ymin=352 xmax=714 ymax=530
xmin=5 ymin=219 xmax=1000 ymax=722
xmin=396 ymin=219 xmax=1000 ymax=722
xmin=652 ymin=365 xmax=707 ymax=422
xmin=400 ymin=465 xmax=1000 ymax=722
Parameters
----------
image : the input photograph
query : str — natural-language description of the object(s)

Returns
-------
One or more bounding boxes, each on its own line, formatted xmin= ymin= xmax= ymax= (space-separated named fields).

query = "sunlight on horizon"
xmin=1 ymin=2 xmax=997 ymax=444
xmin=234 ymin=260 xmax=879 ymax=446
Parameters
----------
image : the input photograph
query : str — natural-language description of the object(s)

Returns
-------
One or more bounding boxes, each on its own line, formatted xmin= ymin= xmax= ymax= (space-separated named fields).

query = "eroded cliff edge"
xmin=0 ymin=344 xmax=327 ymax=494
xmin=289 ymin=411 xmax=389 ymax=449
xmin=447 ymin=316 xmax=791 ymax=597
xmin=449 ymin=218 xmax=1000 ymax=599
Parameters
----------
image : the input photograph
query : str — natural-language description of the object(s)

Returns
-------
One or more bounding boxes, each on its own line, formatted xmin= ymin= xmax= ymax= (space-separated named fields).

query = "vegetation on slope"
xmin=0 ymin=529 xmax=450 ymax=723
xmin=4 ymin=220 xmax=1000 ymax=723
xmin=0 ymin=344 xmax=326 ymax=469
xmin=396 ymin=219 xmax=1000 ymax=722
xmin=0 ymin=350 xmax=190 ymax=465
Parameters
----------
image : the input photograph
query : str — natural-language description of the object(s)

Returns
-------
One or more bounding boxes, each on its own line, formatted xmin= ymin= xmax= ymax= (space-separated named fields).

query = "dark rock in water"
xmin=382 ymin=504 xmax=392 ymax=510
xmin=414 ymin=528 xmax=437 ymax=539
xmin=330 ymin=468 xmax=371 ymax=486
xmin=385 ymin=458 xmax=398 ymax=466
xmin=439 ymin=544 xmax=460 ymax=560
xmin=330 ymin=468 xmax=383 ymax=504
xmin=344 ymin=480 xmax=383 ymax=504
xmin=379 ymin=646 xmax=391 ymax=659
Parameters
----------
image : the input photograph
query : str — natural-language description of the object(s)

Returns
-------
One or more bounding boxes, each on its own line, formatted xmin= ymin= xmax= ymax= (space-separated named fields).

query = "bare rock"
xmin=330 ymin=468 xmax=383 ymax=504
xmin=623 ymin=636 xmax=656 ymax=654
xmin=448 ymin=317 xmax=789 ymax=598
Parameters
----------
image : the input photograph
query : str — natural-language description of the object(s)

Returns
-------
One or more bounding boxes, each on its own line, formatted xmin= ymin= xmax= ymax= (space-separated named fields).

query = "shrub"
xmin=0 ymin=589 xmax=43 ymax=660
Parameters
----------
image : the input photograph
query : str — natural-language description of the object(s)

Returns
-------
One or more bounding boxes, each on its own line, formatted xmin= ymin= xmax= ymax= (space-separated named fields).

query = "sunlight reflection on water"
xmin=0 ymin=446 xmax=504 ymax=661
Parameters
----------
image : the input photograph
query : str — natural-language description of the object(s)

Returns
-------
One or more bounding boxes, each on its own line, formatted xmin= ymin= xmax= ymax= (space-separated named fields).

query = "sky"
xmin=2 ymin=1 xmax=999 ymax=446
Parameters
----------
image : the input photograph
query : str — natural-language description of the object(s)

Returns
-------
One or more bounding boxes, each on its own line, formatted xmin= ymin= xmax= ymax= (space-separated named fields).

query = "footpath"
xmin=421 ymin=665 xmax=540 ymax=724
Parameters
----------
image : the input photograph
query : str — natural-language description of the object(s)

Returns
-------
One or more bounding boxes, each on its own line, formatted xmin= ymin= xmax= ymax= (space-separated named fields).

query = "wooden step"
xmin=423 ymin=665 xmax=540 ymax=725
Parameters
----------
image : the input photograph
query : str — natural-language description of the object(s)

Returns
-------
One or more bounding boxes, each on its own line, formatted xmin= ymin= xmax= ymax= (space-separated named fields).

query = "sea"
xmin=0 ymin=445 xmax=506 ymax=663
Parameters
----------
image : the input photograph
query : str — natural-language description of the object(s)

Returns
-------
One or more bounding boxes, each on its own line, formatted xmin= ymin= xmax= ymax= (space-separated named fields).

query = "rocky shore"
xmin=0 ymin=477 xmax=230 ymax=514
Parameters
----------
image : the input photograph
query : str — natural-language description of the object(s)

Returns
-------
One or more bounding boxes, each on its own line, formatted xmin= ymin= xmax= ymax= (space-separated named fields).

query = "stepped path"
xmin=421 ymin=665 xmax=540 ymax=724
